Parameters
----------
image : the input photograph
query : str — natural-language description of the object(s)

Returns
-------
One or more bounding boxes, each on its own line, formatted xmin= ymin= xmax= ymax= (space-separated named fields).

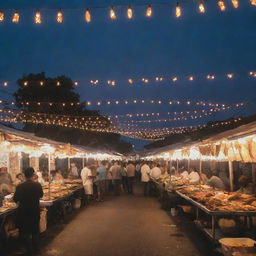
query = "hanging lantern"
xmin=57 ymin=10 xmax=63 ymax=23
xmin=35 ymin=10 xmax=41 ymax=24
xmin=146 ymin=5 xmax=152 ymax=17
xmin=218 ymin=0 xmax=226 ymax=11
xmin=176 ymin=3 xmax=182 ymax=18
xmin=199 ymin=2 xmax=206 ymax=13
xmin=250 ymin=0 xmax=256 ymax=6
xmin=110 ymin=7 xmax=116 ymax=19
xmin=0 ymin=10 xmax=4 ymax=22
xmin=85 ymin=8 xmax=91 ymax=23
xmin=127 ymin=6 xmax=133 ymax=19
xmin=12 ymin=10 xmax=19 ymax=23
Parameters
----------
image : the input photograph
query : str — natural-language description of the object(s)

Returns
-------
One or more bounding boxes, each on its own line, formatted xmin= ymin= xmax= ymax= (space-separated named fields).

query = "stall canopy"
xmin=142 ymin=121 xmax=256 ymax=163
xmin=0 ymin=124 xmax=122 ymax=160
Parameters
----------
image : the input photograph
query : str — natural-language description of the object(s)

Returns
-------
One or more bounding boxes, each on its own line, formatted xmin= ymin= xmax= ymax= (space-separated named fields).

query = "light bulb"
xmin=85 ymin=8 xmax=91 ymax=23
xmin=146 ymin=5 xmax=152 ymax=17
xmin=176 ymin=3 xmax=182 ymax=18
xmin=250 ymin=0 xmax=256 ymax=6
xmin=199 ymin=2 xmax=206 ymax=13
xmin=218 ymin=0 xmax=226 ymax=11
xmin=0 ymin=10 xmax=4 ymax=21
xmin=57 ymin=10 xmax=63 ymax=23
xmin=231 ymin=0 xmax=239 ymax=8
xmin=35 ymin=11 xmax=41 ymax=24
xmin=110 ymin=7 xmax=116 ymax=19
xmin=12 ymin=11 xmax=19 ymax=23
xmin=127 ymin=7 xmax=133 ymax=19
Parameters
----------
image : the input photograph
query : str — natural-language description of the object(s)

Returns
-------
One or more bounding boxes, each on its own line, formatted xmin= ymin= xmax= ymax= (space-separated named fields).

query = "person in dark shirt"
xmin=14 ymin=167 xmax=43 ymax=254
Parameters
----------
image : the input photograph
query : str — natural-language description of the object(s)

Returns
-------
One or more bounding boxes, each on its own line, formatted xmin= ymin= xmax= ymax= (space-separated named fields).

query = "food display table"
xmin=175 ymin=190 xmax=256 ymax=240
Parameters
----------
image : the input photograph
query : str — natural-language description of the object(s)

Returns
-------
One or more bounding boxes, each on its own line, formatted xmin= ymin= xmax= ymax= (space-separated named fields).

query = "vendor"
xmin=41 ymin=173 xmax=49 ymax=186
xmin=236 ymin=175 xmax=255 ymax=194
xmin=52 ymin=170 xmax=65 ymax=184
xmin=0 ymin=167 xmax=13 ymax=186
xmin=13 ymin=167 xmax=43 ymax=254
xmin=188 ymin=167 xmax=200 ymax=184
xmin=14 ymin=173 xmax=25 ymax=186
xmin=202 ymin=170 xmax=225 ymax=189
xmin=179 ymin=166 xmax=189 ymax=179
xmin=68 ymin=162 xmax=79 ymax=179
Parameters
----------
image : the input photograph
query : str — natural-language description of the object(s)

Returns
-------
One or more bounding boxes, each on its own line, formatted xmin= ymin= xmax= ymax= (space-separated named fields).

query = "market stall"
xmin=142 ymin=121 xmax=256 ymax=242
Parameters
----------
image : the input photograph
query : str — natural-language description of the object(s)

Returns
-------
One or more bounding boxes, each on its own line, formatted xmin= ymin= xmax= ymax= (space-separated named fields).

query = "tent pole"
xmin=176 ymin=159 xmax=179 ymax=174
xmin=228 ymin=161 xmax=234 ymax=192
xmin=199 ymin=159 xmax=202 ymax=175
xmin=82 ymin=157 xmax=85 ymax=168
xmin=188 ymin=159 xmax=190 ymax=170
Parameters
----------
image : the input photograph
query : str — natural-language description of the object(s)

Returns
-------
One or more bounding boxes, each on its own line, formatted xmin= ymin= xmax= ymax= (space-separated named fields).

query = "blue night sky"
xmin=0 ymin=0 xmax=256 ymax=149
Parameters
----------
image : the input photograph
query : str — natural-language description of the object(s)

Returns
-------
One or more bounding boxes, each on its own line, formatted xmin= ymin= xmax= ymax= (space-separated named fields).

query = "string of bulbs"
xmin=0 ymin=99 xmax=246 ymax=108
xmin=0 ymin=0 xmax=255 ymax=24
xmin=1 ymin=71 xmax=256 ymax=88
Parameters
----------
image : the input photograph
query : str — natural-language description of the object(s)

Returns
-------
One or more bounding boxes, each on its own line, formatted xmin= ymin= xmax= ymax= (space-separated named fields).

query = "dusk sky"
xmin=0 ymin=0 xmax=255 ymax=149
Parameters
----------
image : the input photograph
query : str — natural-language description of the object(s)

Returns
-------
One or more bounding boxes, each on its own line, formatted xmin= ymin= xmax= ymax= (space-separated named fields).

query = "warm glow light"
xmin=35 ymin=11 xmax=41 ymax=24
xmin=40 ymin=81 xmax=44 ymax=86
xmin=23 ymin=81 xmax=28 ymax=86
xmin=57 ymin=10 xmax=63 ymax=23
xmin=74 ymin=81 xmax=78 ymax=86
xmin=176 ymin=3 xmax=182 ymax=18
xmin=199 ymin=2 xmax=206 ymax=13
xmin=218 ymin=0 xmax=226 ymax=11
xmin=250 ymin=0 xmax=256 ymax=6
xmin=3 ymin=82 xmax=8 ymax=87
xmin=0 ymin=10 xmax=4 ymax=22
xmin=110 ymin=7 xmax=116 ymax=19
xmin=146 ymin=5 xmax=152 ymax=17
xmin=172 ymin=77 xmax=178 ymax=82
xmin=128 ymin=79 xmax=133 ymax=84
xmin=12 ymin=11 xmax=19 ymax=23
xmin=231 ymin=0 xmax=239 ymax=8
xmin=85 ymin=8 xmax=91 ymax=23
xmin=56 ymin=81 xmax=61 ymax=86
xmin=127 ymin=7 xmax=133 ymax=19
xmin=227 ymin=73 xmax=233 ymax=79
xmin=189 ymin=76 xmax=194 ymax=81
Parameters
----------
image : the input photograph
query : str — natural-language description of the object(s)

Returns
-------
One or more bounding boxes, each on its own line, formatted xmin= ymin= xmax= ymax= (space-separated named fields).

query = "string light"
xmin=12 ymin=10 xmax=20 ymax=23
xmin=218 ymin=0 xmax=226 ymax=11
xmin=23 ymin=81 xmax=28 ymax=86
xmin=227 ymin=73 xmax=233 ymax=79
xmin=189 ymin=76 xmax=194 ymax=81
xmin=176 ymin=3 xmax=182 ymax=18
xmin=172 ymin=77 xmax=178 ymax=82
xmin=0 ymin=10 xmax=4 ymax=22
xmin=110 ymin=7 xmax=117 ymax=19
xmin=74 ymin=81 xmax=78 ymax=86
xmin=128 ymin=79 xmax=133 ymax=84
xmin=40 ymin=81 xmax=44 ymax=86
xmin=35 ymin=10 xmax=41 ymax=24
xmin=3 ymin=82 xmax=8 ymax=87
xmin=146 ymin=5 xmax=152 ymax=17
xmin=127 ymin=6 xmax=133 ymax=19
xmin=198 ymin=1 xmax=206 ymax=13
xmin=57 ymin=10 xmax=63 ymax=23
xmin=85 ymin=8 xmax=91 ymax=23
xmin=56 ymin=81 xmax=61 ymax=86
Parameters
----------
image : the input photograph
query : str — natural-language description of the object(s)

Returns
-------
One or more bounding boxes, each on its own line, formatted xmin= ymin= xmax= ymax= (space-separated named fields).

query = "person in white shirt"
xmin=141 ymin=162 xmax=151 ymax=196
xmin=81 ymin=165 xmax=94 ymax=202
xmin=188 ymin=167 xmax=200 ymax=184
xmin=150 ymin=164 xmax=162 ymax=179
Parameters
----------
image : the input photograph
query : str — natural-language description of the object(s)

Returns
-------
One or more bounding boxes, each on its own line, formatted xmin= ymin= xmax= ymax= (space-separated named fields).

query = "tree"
xmin=13 ymin=72 xmax=132 ymax=154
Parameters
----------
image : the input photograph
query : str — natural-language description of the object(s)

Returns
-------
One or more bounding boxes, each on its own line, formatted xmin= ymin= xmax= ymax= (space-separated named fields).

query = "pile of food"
xmin=0 ymin=200 xmax=16 ymax=213
xmin=157 ymin=174 xmax=188 ymax=190
xmin=42 ymin=180 xmax=82 ymax=201
xmin=178 ymin=185 xmax=256 ymax=212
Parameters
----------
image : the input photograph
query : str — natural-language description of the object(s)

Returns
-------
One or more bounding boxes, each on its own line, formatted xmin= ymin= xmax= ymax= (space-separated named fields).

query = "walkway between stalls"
xmin=40 ymin=184 xmax=217 ymax=256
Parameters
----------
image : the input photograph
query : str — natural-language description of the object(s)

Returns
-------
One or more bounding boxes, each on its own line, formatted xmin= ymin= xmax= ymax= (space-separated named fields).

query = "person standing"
xmin=13 ymin=167 xmax=43 ymax=254
xmin=109 ymin=162 xmax=122 ymax=196
xmin=95 ymin=162 xmax=107 ymax=202
xmin=141 ymin=162 xmax=151 ymax=196
xmin=188 ymin=167 xmax=200 ymax=184
xmin=127 ymin=162 xmax=136 ymax=194
xmin=150 ymin=164 xmax=162 ymax=179
xmin=120 ymin=163 xmax=128 ymax=193
xmin=81 ymin=165 xmax=94 ymax=203
xmin=68 ymin=162 xmax=79 ymax=179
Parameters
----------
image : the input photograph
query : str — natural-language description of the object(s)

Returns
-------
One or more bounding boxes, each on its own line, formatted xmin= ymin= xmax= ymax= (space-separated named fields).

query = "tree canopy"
xmin=13 ymin=72 xmax=132 ymax=154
